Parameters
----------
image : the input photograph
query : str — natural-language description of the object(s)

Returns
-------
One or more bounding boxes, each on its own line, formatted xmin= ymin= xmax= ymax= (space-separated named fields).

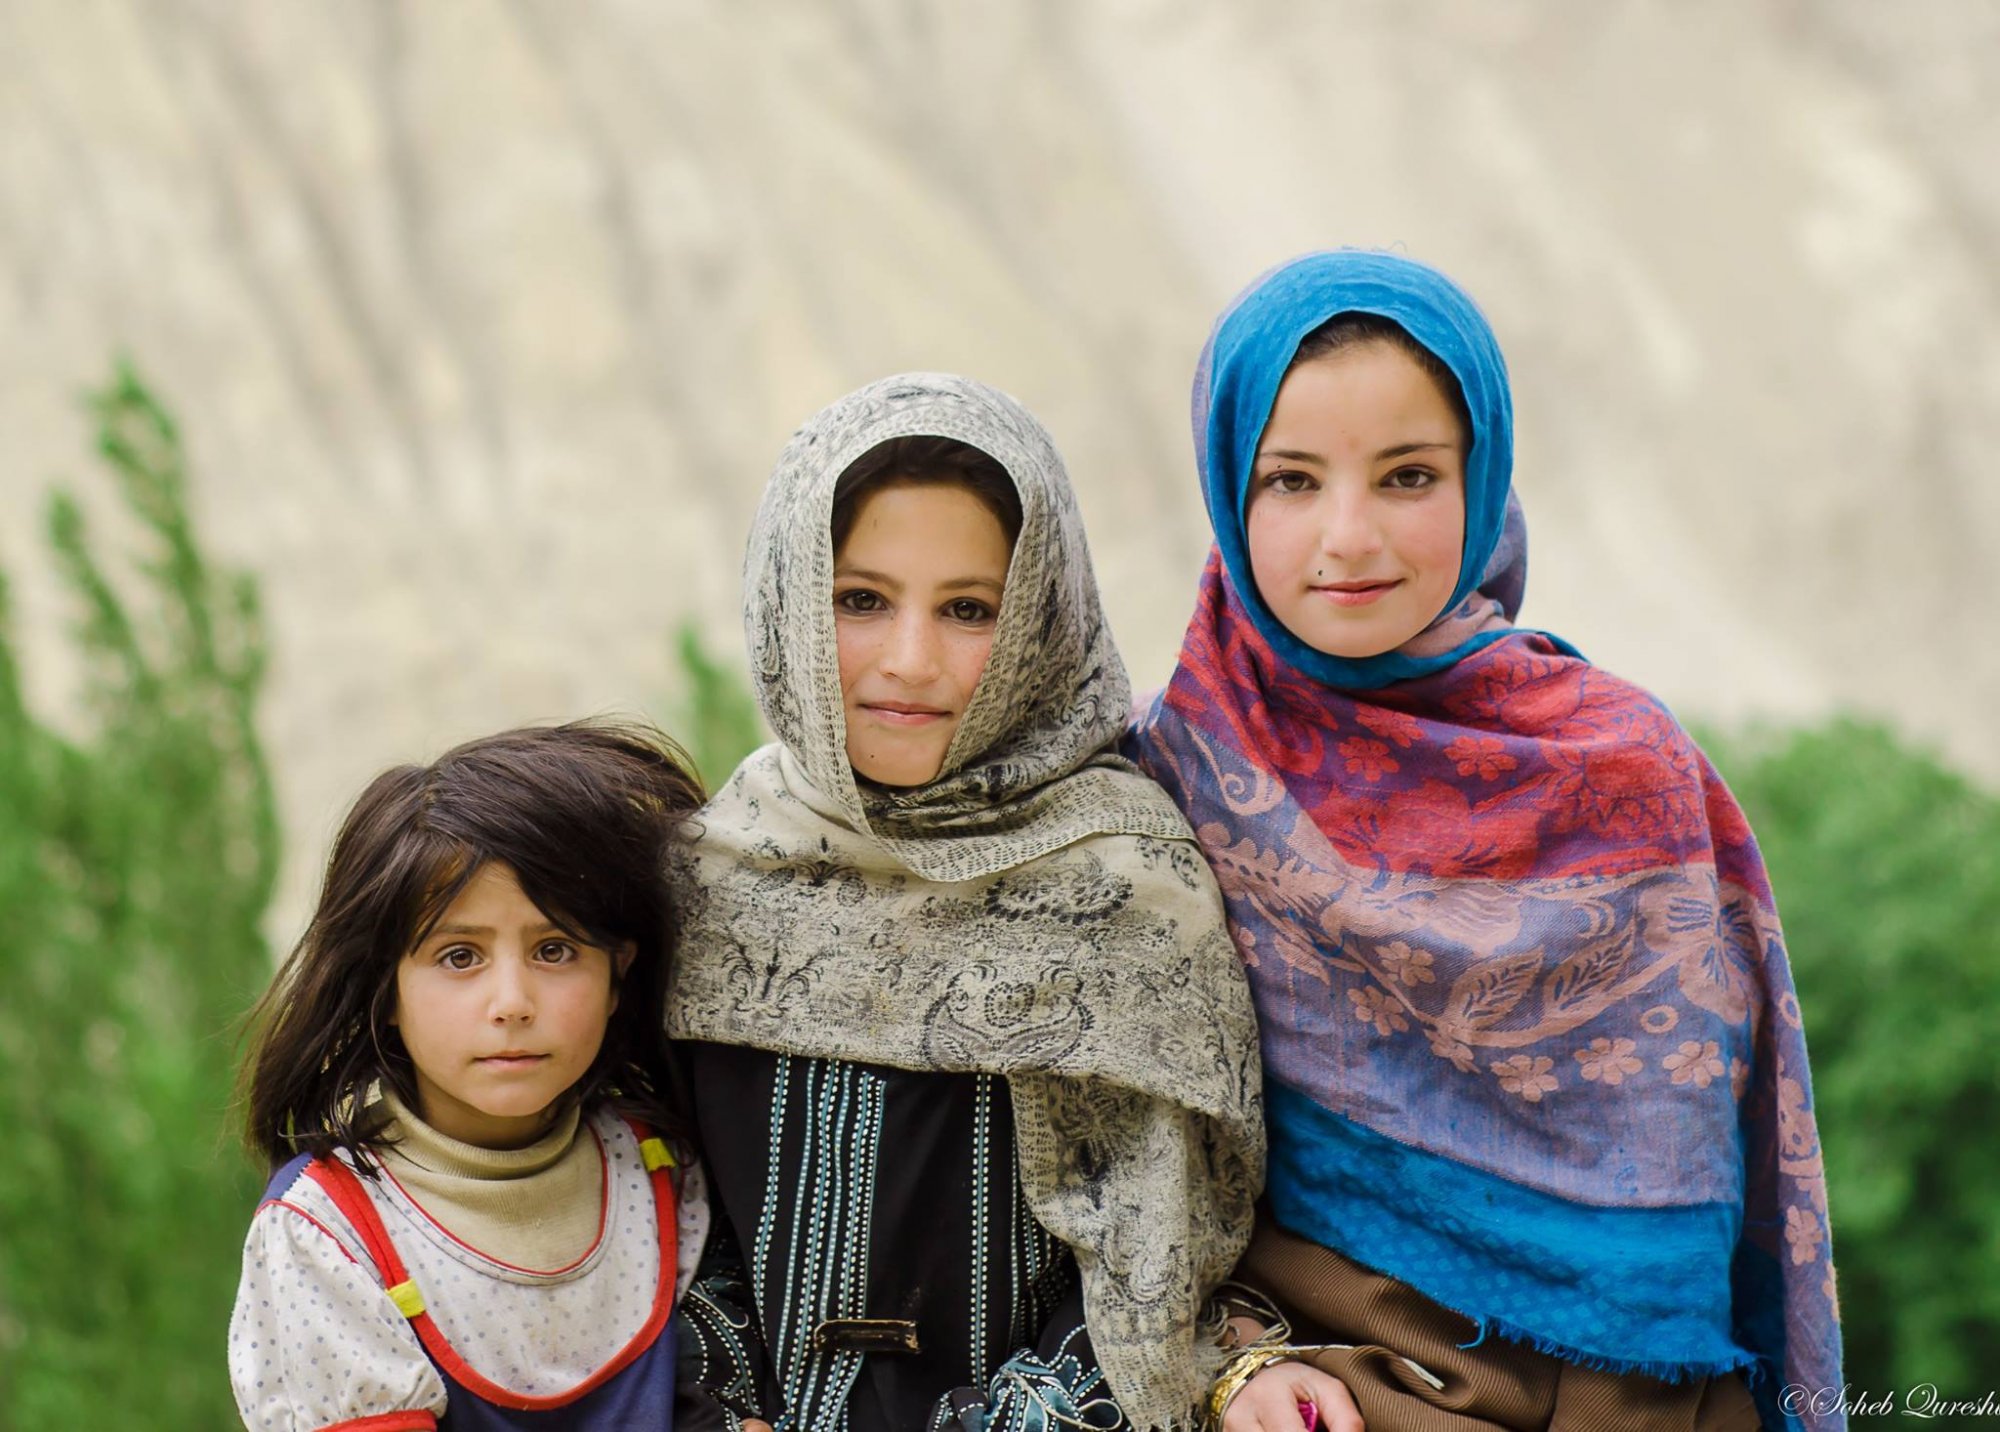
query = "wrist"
xmin=1206 ymin=1345 xmax=1299 ymax=1429
xmin=1221 ymin=1314 xmax=1268 ymax=1351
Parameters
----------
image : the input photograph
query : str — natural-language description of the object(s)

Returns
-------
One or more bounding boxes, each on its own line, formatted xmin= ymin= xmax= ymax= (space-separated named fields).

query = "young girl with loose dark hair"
xmin=230 ymin=720 xmax=771 ymax=1432
xmin=1128 ymin=251 xmax=1844 ymax=1431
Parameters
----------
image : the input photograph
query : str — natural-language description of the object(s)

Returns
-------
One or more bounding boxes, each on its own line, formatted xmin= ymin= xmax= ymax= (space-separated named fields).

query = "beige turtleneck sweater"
xmin=371 ymin=1089 xmax=605 ymax=1271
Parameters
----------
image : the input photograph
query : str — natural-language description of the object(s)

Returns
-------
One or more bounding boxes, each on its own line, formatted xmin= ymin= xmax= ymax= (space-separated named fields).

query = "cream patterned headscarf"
xmin=667 ymin=374 xmax=1263 ymax=1430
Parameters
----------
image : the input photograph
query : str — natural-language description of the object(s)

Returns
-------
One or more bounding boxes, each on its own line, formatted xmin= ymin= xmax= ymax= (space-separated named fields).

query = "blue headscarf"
xmin=1196 ymin=249 xmax=1531 ymax=687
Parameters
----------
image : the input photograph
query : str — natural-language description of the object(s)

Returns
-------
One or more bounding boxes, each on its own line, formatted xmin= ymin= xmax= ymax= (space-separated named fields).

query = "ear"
xmin=387 ymin=955 xmax=408 ymax=1025
xmin=608 ymin=942 xmax=636 ymax=1014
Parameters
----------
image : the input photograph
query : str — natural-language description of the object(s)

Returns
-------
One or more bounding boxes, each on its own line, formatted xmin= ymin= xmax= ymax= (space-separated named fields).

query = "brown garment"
xmin=1239 ymin=1220 xmax=1763 ymax=1432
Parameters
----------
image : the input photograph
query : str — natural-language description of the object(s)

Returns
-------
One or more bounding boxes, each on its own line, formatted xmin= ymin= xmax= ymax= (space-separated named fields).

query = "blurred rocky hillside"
xmin=3 ymin=0 xmax=1994 ymax=935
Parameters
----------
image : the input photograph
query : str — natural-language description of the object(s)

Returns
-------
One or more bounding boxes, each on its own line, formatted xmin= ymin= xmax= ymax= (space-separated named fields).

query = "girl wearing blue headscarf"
xmin=1127 ymin=252 xmax=1843 ymax=1431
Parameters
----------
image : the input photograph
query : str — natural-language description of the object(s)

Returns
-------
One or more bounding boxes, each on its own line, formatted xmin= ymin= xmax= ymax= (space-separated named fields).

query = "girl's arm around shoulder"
xmin=673 ymin=1160 xmax=778 ymax=1432
xmin=229 ymin=1183 xmax=447 ymax=1432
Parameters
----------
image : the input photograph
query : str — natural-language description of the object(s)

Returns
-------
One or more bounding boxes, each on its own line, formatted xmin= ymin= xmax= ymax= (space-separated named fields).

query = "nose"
xmin=487 ymin=960 xmax=535 ymax=1024
xmin=1316 ymin=484 xmax=1384 ymax=562
xmin=878 ymin=609 xmax=943 ymax=684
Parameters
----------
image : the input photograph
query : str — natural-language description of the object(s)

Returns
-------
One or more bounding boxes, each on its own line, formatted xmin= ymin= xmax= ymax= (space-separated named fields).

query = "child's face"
xmin=1245 ymin=342 xmax=1467 ymax=661
xmin=393 ymin=862 xmax=627 ymax=1149
xmin=834 ymin=482 xmax=1010 ymax=788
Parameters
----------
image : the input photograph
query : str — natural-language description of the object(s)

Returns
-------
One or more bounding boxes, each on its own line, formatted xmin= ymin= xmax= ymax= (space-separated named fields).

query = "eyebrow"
xmin=834 ymin=565 xmax=1005 ymax=595
xmin=426 ymin=921 xmax=563 ymax=939
xmin=1257 ymin=440 xmax=1458 ymax=463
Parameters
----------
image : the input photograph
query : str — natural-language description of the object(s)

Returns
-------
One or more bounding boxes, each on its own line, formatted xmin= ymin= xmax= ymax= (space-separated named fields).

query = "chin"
xmin=849 ymin=743 xmax=948 ymax=789
xmin=1307 ymin=632 xmax=1407 ymax=661
xmin=857 ymin=763 xmax=939 ymax=789
xmin=475 ymin=1098 xmax=550 ymax=1122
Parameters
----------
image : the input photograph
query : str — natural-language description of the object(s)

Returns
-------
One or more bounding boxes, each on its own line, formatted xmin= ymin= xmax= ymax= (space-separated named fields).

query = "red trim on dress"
xmin=305 ymin=1118 xmax=677 ymax=1413
xmin=375 ymin=1124 xmax=612 ymax=1276
xmin=315 ymin=1411 xmax=436 ymax=1431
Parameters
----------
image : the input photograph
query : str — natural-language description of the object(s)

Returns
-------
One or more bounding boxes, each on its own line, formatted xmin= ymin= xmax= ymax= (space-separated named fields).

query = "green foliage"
xmin=668 ymin=618 xmax=765 ymax=791
xmin=0 ymin=363 xmax=277 ymax=1428
xmin=1707 ymin=720 xmax=2000 ymax=1393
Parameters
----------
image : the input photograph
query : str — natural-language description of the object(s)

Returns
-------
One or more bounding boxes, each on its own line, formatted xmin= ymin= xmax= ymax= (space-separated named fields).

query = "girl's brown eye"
xmin=836 ymin=589 xmax=886 ymax=613
xmin=946 ymin=599 xmax=994 ymax=623
xmin=440 ymin=947 xmax=479 ymax=971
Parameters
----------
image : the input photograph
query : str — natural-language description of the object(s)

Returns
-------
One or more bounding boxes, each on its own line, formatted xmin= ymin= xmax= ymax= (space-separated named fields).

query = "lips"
xmin=860 ymin=701 xmax=951 ymax=725
xmin=1311 ymin=578 xmax=1403 ymax=607
xmin=476 ymin=1052 xmax=549 ymax=1068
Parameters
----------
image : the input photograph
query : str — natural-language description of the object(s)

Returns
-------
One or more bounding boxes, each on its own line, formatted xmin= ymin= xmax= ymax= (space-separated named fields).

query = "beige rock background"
xmin=3 ymin=0 xmax=1996 ymax=939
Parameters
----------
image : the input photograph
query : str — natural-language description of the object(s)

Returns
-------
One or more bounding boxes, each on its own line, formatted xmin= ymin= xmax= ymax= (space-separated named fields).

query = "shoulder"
xmin=244 ymin=1153 xmax=372 ymax=1267
xmin=1450 ymin=633 xmax=1670 ymax=721
xmin=585 ymin=1108 xmax=709 ymax=1305
xmin=1447 ymin=634 xmax=1704 ymax=769
xmin=1425 ymin=637 xmax=1748 ymax=870
xmin=232 ymin=1157 xmax=447 ymax=1430
xmin=589 ymin=1107 xmax=694 ymax=1196
xmin=697 ymin=741 xmax=786 ymax=815
xmin=236 ymin=1153 xmax=400 ymax=1322
xmin=1065 ymin=824 xmax=1220 ymax=909
xmin=1029 ymin=833 xmax=1246 ymax=1014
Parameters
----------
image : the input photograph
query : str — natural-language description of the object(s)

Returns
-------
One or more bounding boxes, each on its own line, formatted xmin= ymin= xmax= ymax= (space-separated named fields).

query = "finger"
xmin=1224 ymin=1369 xmax=1334 ymax=1432
xmin=1219 ymin=1381 xmax=1286 ymax=1432
xmin=1284 ymin=1368 xmax=1362 ymax=1432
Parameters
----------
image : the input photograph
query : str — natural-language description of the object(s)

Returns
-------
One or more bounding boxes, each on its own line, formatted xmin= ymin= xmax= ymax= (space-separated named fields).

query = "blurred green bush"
xmin=668 ymin=618 xmax=766 ymax=792
xmin=1707 ymin=722 xmax=2000 ymax=1394
xmin=0 ymin=365 xmax=277 ymax=1427
xmin=2 ymin=373 xmax=1991 ymax=1422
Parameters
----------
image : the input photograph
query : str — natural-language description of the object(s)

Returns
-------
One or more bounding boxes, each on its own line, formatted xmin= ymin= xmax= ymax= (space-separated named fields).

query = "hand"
xmin=1222 ymin=1360 xmax=1362 ymax=1432
xmin=740 ymin=1421 xmax=775 ymax=1432
xmin=1222 ymin=1314 xmax=1268 ymax=1350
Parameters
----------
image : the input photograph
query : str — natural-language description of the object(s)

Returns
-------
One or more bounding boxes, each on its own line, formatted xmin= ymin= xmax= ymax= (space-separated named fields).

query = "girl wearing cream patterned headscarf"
xmin=669 ymin=374 xmax=1265 ymax=1432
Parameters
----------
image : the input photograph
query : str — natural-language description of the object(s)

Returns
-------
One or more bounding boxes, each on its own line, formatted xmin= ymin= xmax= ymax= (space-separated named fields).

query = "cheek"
xmin=1244 ymin=498 xmax=1305 ymax=601
xmin=834 ymin=620 xmax=870 ymax=695
xmin=573 ymin=984 xmax=620 ymax=1061
xmin=562 ymin=986 xmax=612 ymax=1038
xmin=390 ymin=974 xmax=446 ymax=1050
xmin=1410 ymin=497 xmax=1468 ymax=587
xmin=947 ymin=629 xmax=997 ymax=702
xmin=389 ymin=965 xmax=416 ymax=1032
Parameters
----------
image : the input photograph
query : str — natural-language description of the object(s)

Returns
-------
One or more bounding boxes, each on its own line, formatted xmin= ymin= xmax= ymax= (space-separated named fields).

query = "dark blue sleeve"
xmin=675 ymin=1221 xmax=777 ymax=1431
xmin=928 ymin=1285 xmax=1130 ymax=1432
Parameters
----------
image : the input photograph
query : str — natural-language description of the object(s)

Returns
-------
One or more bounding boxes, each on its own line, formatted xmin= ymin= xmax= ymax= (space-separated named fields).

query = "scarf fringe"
xmin=1453 ymin=1313 xmax=1762 ymax=1385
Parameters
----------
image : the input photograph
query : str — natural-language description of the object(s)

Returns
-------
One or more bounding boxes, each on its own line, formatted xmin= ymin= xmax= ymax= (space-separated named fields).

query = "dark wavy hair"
xmin=239 ymin=720 xmax=705 ymax=1172
xmin=830 ymin=435 xmax=1023 ymax=553
xmin=1293 ymin=311 xmax=1473 ymax=448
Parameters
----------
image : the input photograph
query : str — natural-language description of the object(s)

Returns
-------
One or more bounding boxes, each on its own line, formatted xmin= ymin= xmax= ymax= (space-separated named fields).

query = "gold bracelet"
xmin=1206 ymin=1345 xmax=1300 ymax=1429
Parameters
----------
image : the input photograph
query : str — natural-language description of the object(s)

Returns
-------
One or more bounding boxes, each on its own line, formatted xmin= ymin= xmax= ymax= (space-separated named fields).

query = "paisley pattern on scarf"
xmin=1127 ymin=249 xmax=1842 ymax=1432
